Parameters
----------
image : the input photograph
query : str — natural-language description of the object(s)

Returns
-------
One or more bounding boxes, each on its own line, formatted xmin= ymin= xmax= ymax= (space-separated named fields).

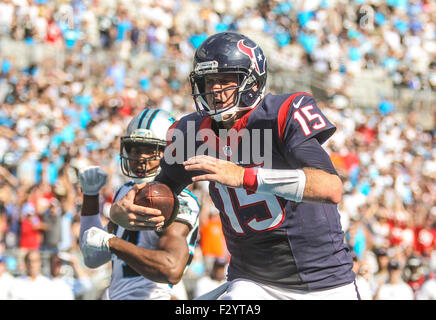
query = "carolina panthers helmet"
xmin=120 ymin=108 xmax=176 ymax=182
xmin=190 ymin=32 xmax=267 ymax=122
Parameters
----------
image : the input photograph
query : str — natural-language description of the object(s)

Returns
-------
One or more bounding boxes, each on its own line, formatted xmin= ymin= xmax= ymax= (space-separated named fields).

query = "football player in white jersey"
xmin=78 ymin=108 xmax=200 ymax=300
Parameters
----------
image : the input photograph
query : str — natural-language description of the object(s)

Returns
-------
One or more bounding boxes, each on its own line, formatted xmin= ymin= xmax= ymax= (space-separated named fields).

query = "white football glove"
xmin=78 ymin=166 xmax=108 ymax=196
xmin=81 ymin=227 xmax=115 ymax=255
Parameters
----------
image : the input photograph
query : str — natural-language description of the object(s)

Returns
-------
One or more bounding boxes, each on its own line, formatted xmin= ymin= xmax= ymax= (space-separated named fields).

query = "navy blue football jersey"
xmin=157 ymin=92 xmax=355 ymax=291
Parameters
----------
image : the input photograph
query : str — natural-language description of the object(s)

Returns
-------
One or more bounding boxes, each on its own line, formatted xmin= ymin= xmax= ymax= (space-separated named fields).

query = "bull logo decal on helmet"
xmin=237 ymin=40 xmax=266 ymax=76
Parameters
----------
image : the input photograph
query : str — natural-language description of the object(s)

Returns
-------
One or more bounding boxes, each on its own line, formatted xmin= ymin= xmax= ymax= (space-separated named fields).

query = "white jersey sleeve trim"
xmin=173 ymin=189 xmax=200 ymax=231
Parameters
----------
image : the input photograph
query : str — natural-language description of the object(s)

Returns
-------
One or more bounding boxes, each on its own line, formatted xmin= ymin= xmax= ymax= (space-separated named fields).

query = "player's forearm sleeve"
xmin=79 ymin=215 xmax=111 ymax=268
xmin=243 ymin=168 xmax=306 ymax=202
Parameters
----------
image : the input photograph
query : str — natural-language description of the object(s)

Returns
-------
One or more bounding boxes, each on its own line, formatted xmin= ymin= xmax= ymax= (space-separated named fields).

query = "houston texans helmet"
xmin=120 ymin=108 xmax=176 ymax=182
xmin=190 ymin=32 xmax=267 ymax=122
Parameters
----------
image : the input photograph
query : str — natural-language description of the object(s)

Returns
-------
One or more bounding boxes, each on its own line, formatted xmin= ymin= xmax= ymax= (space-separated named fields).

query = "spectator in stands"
xmin=416 ymin=272 xmax=436 ymax=300
xmin=375 ymin=259 xmax=414 ymax=300
xmin=41 ymin=199 xmax=63 ymax=253
xmin=403 ymin=255 xmax=427 ymax=296
xmin=193 ymin=257 xmax=227 ymax=299
xmin=370 ymin=247 xmax=391 ymax=296
xmin=0 ymin=254 xmax=15 ymax=299
xmin=8 ymin=250 xmax=53 ymax=299
xmin=19 ymin=203 xmax=47 ymax=252
xmin=49 ymin=252 xmax=92 ymax=300
xmin=199 ymin=205 xmax=228 ymax=274
xmin=48 ymin=252 xmax=74 ymax=299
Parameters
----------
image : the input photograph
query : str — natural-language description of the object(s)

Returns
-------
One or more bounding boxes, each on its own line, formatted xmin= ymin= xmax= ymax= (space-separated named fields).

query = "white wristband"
xmin=256 ymin=168 xmax=306 ymax=202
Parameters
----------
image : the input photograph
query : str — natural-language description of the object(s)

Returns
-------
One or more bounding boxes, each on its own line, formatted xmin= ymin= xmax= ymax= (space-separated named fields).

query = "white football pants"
xmin=195 ymin=278 xmax=360 ymax=300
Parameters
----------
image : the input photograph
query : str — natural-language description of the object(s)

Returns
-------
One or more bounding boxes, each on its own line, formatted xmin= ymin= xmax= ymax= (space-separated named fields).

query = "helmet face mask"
xmin=120 ymin=109 xmax=175 ymax=183
xmin=191 ymin=71 xmax=259 ymax=119
xmin=120 ymin=137 xmax=164 ymax=180
xmin=190 ymin=32 xmax=267 ymax=122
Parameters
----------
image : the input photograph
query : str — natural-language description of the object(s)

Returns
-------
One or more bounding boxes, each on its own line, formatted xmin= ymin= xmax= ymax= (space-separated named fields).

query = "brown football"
xmin=133 ymin=181 xmax=179 ymax=229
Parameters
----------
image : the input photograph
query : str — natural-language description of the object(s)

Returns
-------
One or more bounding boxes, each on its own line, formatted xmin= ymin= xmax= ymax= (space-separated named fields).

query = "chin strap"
xmin=211 ymin=109 xmax=239 ymax=124
xmin=211 ymin=88 xmax=264 ymax=124
xmin=132 ymin=167 xmax=161 ymax=184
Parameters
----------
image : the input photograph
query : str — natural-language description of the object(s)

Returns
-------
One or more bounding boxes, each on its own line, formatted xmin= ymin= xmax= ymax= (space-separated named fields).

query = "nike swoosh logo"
xmin=293 ymin=96 xmax=304 ymax=109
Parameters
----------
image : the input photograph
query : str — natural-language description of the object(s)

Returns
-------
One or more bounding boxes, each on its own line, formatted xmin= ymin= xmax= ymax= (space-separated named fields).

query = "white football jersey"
xmin=107 ymin=181 xmax=200 ymax=300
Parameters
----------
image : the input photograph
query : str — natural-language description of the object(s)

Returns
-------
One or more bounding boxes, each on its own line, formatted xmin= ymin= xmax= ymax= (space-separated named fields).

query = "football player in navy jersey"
xmin=110 ymin=32 xmax=359 ymax=300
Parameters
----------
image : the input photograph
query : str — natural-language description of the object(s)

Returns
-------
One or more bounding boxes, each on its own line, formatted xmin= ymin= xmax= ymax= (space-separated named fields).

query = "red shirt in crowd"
xmin=19 ymin=214 xmax=43 ymax=250
xmin=46 ymin=20 xmax=62 ymax=44
xmin=415 ymin=227 xmax=436 ymax=256
xmin=387 ymin=218 xmax=436 ymax=255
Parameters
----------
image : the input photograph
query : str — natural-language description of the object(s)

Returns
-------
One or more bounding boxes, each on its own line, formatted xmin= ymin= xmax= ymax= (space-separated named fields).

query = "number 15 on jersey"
xmin=212 ymin=182 xmax=286 ymax=235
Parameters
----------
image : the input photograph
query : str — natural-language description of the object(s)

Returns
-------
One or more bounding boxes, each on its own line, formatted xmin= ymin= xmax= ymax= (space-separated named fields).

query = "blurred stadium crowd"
xmin=0 ymin=0 xmax=435 ymax=300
